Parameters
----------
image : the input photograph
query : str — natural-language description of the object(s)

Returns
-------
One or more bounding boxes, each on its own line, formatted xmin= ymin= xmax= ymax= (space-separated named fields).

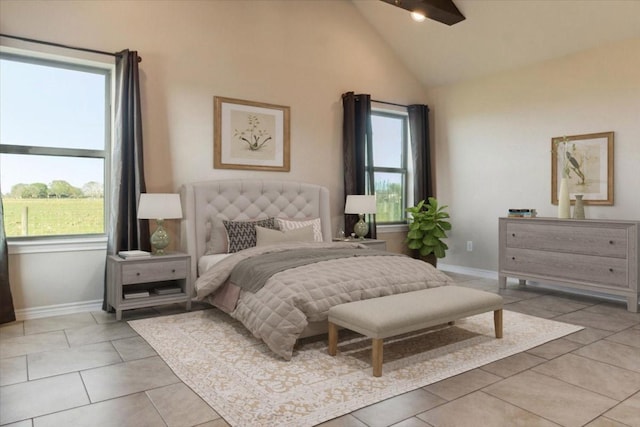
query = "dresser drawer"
xmin=506 ymin=222 xmax=628 ymax=258
xmin=504 ymin=248 xmax=628 ymax=288
xmin=122 ymin=260 xmax=187 ymax=285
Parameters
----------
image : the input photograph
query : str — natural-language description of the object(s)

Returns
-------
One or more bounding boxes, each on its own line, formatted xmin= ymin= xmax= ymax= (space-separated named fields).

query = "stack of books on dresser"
xmin=508 ymin=209 xmax=537 ymax=218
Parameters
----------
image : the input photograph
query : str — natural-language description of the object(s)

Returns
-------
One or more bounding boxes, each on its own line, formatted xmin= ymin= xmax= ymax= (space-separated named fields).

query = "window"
xmin=0 ymin=52 xmax=110 ymax=238
xmin=368 ymin=109 xmax=409 ymax=224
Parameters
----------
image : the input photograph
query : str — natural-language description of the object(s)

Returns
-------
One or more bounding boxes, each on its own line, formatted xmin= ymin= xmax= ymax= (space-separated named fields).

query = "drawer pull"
xmin=171 ymin=269 xmax=176 ymax=273
xmin=511 ymin=257 xmax=516 ymax=260
xmin=512 ymin=233 xmax=516 ymax=237
xmin=136 ymin=272 xmax=140 ymax=276
xmin=609 ymin=240 xmax=614 ymax=244
xmin=609 ymin=268 xmax=614 ymax=272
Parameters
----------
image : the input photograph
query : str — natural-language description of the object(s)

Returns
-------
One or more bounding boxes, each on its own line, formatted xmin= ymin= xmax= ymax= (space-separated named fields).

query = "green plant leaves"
xmin=405 ymin=197 xmax=451 ymax=259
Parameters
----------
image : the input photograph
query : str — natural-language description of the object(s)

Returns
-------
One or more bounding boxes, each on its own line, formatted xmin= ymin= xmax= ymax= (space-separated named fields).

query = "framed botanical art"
xmin=214 ymin=96 xmax=290 ymax=171
xmin=551 ymin=131 xmax=614 ymax=205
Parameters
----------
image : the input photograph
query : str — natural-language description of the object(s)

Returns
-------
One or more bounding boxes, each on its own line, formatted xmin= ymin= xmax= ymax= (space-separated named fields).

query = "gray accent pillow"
xmin=255 ymin=225 xmax=315 ymax=246
xmin=223 ymin=218 xmax=278 ymax=253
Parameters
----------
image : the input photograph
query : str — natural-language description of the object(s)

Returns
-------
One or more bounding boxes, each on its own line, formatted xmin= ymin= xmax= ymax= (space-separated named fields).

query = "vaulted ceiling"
xmin=353 ymin=0 xmax=640 ymax=88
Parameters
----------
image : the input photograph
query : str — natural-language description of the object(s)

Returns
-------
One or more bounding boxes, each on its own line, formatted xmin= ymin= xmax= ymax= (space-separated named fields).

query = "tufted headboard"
xmin=179 ymin=179 xmax=332 ymax=284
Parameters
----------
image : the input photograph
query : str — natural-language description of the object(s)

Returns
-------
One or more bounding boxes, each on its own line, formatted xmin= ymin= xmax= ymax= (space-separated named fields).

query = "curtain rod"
xmin=371 ymin=99 xmax=409 ymax=108
xmin=0 ymin=33 xmax=142 ymax=62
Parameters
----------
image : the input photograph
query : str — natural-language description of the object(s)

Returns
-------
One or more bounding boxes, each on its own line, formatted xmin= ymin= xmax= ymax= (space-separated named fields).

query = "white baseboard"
xmin=15 ymin=300 xmax=103 ymax=321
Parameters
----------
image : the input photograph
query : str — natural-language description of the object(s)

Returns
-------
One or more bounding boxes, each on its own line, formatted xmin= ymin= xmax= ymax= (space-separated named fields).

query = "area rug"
xmin=129 ymin=309 xmax=582 ymax=427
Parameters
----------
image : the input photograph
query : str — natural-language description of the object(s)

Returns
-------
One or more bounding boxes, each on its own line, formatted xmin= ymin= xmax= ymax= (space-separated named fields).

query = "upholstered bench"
xmin=327 ymin=286 xmax=504 ymax=377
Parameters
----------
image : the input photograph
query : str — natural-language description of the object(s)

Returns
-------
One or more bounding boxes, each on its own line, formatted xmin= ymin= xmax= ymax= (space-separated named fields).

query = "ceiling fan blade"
xmin=380 ymin=0 xmax=466 ymax=26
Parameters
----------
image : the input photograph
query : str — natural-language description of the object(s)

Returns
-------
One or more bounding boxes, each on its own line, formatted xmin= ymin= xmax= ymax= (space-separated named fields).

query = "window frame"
xmin=0 ymin=50 xmax=112 ymax=241
xmin=368 ymin=107 xmax=410 ymax=225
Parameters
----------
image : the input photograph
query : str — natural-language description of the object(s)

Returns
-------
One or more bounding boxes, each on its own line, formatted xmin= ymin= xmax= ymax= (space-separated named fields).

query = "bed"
xmin=180 ymin=179 xmax=454 ymax=360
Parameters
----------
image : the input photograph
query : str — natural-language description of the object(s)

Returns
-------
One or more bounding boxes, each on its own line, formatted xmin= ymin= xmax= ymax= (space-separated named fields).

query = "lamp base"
xmin=150 ymin=219 xmax=170 ymax=255
xmin=353 ymin=215 xmax=369 ymax=239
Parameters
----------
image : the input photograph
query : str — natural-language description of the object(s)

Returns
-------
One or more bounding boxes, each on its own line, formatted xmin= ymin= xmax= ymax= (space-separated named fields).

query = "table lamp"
xmin=344 ymin=195 xmax=377 ymax=239
xmin=137 ymin=193 xmax=183 ymax=255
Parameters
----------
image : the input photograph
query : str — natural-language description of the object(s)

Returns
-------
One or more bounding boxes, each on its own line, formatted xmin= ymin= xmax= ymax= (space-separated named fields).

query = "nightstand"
xmin=106 ymin=252 xmax=192 ymax=320
xmin=334 ymin=238 xmax=387 ymax=251
xmin=357 ymin=238 xmax=387 ymax=251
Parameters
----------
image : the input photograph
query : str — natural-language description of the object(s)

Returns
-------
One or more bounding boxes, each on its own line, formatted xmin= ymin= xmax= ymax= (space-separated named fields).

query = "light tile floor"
xmin=1 ymin=273 xmax=639 ymax=427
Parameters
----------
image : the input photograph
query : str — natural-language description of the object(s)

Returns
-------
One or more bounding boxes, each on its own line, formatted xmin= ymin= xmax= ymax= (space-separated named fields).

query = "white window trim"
xmin=370 ymin=104 xmax=412 ymax=224
xmin=377 ymin=223 xmax=409 ymax=233
xmin=7 ymin=236 xmax=108 ymax=255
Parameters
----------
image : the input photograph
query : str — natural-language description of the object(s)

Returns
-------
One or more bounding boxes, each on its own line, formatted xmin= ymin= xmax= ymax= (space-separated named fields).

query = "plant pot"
xmin=412 ymin=250 xmax=437 ymax=268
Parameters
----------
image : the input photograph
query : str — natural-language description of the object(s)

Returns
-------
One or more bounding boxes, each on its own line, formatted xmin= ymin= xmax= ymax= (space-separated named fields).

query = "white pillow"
xmin=198 ymin=253 xmax=232 ymax=275
xmin=276 ymin=217 xmax=323 ymax=242
xmin=256 ymin=225 xmax=315 ymax=246
xmin=205 ymin=214 xmax=228 ymax=255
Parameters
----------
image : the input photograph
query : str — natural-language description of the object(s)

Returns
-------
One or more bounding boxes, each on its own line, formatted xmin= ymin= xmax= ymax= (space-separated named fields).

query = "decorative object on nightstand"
xmin=345 ymin=195 xmax=376 ymax=239
xmin=137 ymin=193 xmax=183 ymax=255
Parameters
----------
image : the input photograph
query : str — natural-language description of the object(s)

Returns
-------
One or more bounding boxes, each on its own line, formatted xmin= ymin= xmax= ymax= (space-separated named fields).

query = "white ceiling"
xmin=353 ymin=0 xmax=640 ymax=88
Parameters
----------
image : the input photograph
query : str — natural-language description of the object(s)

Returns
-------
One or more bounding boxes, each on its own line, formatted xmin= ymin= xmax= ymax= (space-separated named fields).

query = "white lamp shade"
xmin=344 ymin=195 xmax=377 ymax=214
xmin=137 ymin=193 xmax=183 ymax=219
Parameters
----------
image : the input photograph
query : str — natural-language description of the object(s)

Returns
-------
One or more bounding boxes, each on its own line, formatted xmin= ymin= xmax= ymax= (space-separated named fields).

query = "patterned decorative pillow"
xmin=277 ymin=217 xmax=323 ymax=242
xmin=255 ymin=225 xmax=315 ymax=246
xmin=223 ymin=218 xmax=278 ymax=253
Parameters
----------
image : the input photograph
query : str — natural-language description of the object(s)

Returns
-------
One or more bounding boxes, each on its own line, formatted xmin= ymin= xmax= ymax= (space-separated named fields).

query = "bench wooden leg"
xmin=494 ymin=309 xmax=503 ymax=339
xmin=328 ymin=322 xmax=338 ymax=356
xmin=372 ymin=338 xmax=383 ymax=377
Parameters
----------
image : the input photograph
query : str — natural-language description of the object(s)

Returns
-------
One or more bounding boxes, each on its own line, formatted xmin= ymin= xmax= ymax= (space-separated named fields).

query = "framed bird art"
xmin=551 ymin=132 xmax=614 ymax=206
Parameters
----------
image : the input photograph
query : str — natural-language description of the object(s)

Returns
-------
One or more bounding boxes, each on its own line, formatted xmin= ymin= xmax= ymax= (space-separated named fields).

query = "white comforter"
xmin=195 ymin=242 xmax=454 ymax=360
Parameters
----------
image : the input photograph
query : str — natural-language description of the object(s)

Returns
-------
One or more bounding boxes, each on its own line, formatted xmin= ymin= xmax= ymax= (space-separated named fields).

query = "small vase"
xmin=558 ymin=177 xmax=570 ymax=219
xmin=573 ymin=194 xmax=585 ymax=219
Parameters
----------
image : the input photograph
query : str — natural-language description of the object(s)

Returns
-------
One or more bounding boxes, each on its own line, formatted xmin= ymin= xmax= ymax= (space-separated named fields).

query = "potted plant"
xmin=405 ymin=197 xmax=451 ymax=267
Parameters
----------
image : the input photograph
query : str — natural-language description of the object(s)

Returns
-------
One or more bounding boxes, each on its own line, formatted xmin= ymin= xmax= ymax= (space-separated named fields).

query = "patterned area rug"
xmin=129 ymin=309 xmax=582 ymax=427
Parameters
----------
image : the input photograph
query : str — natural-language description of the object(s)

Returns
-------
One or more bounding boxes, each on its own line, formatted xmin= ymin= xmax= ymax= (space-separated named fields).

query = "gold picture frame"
xmin=551 ymin=131 xmax=614 ymax=206
xmin=214 ymin=96 xmax=290 ymax=171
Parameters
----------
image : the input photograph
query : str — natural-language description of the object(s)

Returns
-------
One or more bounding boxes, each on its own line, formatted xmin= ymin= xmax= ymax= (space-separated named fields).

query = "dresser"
xmin=498 ymin=217 xmax=639 ymax=312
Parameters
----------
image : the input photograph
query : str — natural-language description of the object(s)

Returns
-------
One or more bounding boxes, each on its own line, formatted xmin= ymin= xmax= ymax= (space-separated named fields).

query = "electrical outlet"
xmin=466 ymin=241 xmax=473 ymax=252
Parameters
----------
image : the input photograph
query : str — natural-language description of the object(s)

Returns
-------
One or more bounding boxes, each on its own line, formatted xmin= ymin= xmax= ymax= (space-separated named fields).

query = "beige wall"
xmin=0 ymin=0 xmax=428 ymax=314
xmin=428 ymin=38 xmax=640 ymax=272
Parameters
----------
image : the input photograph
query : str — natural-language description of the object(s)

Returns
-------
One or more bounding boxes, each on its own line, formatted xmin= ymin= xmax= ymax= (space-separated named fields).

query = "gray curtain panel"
xmin=104 ymin=49 xmax=150 ymax=311
xmin=0 ymin=195 xmax=16 ymax=324
xmin=341 ymin=92 xmax=376 ymax=239
xmin=408 ymin=104 xmax=433 ymax=203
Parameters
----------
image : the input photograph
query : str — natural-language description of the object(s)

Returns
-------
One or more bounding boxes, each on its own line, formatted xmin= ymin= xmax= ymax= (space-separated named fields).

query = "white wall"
xmin=8 ymin=244 xmax=107 ymax=314
xmin=0 ymin=0 xmax=429 ymax=315
xmin=429 ymin=38 xmax=640 ymax=272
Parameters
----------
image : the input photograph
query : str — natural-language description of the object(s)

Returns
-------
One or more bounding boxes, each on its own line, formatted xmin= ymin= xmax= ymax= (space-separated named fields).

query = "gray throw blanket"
xmin=230 ymin=248 xmax=403 ymax=293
